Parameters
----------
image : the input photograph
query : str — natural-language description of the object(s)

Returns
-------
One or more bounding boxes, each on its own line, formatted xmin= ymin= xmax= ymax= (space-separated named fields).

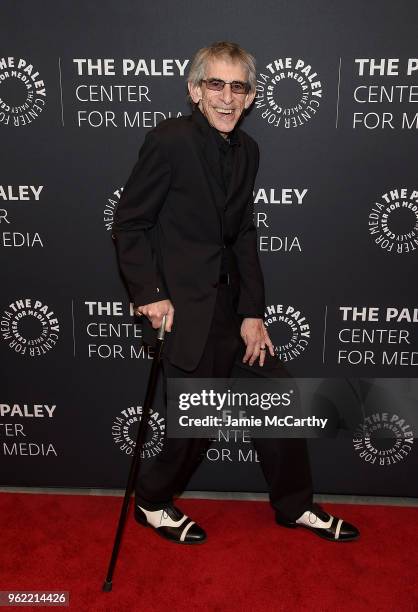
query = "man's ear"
xmin=188 ymin=81 xmax=202 ymax=104
xmin=244 ymin=90 xmax=256 ymax=109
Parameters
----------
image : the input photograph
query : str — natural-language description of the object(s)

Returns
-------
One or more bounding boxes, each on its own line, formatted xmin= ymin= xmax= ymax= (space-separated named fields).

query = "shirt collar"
xmin=193 ymin=107 xmax=240 ymax=148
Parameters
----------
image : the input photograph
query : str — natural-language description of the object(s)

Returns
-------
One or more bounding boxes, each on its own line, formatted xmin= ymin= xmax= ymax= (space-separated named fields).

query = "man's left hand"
xmin=240 ymin=318 xmax=275 ymax=367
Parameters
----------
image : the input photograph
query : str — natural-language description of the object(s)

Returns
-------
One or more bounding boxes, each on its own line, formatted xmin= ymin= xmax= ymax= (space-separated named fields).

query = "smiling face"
xmin=188 ymin=56 xmax=255 ymax=137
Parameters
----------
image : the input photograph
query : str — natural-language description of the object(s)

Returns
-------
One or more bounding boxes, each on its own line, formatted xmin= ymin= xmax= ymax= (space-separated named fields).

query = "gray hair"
xmin=187 ymin=41 xmax=257 ymax=94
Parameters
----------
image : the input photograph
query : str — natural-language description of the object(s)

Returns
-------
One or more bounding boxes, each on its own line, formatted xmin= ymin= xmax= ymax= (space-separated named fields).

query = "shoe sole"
xmin=297 ymin=524 xmax=360 ymax=542
xmin=134 ymin=511 xmax=207 ymax=545
xmin=277 ymin=519 xmax=360 ymax=542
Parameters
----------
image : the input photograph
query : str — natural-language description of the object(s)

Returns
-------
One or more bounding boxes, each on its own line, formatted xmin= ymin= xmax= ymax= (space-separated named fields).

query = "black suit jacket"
xmin=112 ymin=109 xmax=265 ymax=371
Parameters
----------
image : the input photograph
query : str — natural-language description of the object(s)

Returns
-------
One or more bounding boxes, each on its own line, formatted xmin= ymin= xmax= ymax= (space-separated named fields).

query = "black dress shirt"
xmin=201 ymin=110 xmax=263 ymax=320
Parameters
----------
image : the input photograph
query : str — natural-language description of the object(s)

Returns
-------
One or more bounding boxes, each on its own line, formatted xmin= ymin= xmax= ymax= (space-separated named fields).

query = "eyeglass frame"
xmin=200 ymin=78 xmax=251 ymax=94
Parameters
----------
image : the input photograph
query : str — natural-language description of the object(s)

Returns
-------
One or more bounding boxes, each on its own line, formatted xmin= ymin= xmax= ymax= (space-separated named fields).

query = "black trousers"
xmin=136 ymin=284 xmax=313 ymax=521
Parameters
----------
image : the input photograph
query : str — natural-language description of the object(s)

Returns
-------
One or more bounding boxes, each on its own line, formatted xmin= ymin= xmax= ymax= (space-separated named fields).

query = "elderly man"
xmin=113 ymin=41 xmax=359 ymax=544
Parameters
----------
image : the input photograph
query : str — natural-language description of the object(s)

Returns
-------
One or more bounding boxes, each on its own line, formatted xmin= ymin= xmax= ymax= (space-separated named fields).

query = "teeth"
xmin=215 ymin=108 xmax=233 ymax=114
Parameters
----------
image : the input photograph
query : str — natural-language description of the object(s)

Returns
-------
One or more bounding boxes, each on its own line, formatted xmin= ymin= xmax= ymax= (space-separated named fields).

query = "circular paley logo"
xmin=368 ymin=188 xmax=418 ymax=254
xmin=255 ymin=57 xmax=322 ymax=128
xmin=264 ymin=304 xmax=310 ymax=361
xmin=0 ymin=299 xmax=60 ymax=357
xmin=111 ymin=406 xmax=165 ymax=458
xmin=353 ymin=412 xmax=414 ymax=467
xmin=0 ymin=57 xmax=47 ymax=126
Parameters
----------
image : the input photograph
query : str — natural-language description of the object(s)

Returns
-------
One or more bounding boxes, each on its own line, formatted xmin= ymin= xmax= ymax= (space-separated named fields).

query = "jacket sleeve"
xmin=112 ymin=131 xmax=171 ymax=308
xmin=231 ymin=141 xmax=266 ymax=318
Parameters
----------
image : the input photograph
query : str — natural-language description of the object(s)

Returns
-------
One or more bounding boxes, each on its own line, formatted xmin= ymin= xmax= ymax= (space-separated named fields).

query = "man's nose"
xmin=221 ymin=83 xmax=233 ymax=104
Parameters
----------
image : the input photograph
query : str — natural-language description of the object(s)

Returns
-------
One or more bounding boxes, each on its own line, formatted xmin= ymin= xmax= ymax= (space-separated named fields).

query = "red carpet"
xmin=1 ymin=493 xmax=417 ymax=611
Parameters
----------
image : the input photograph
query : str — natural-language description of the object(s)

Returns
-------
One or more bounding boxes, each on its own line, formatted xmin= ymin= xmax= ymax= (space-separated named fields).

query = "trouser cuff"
xmin=135 ymin=494 xmax=173 ymax=511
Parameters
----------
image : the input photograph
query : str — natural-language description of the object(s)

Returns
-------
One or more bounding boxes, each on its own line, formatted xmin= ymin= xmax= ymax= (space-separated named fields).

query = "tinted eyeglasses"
xmin=201 ymin=78 xmax=250 ymax=94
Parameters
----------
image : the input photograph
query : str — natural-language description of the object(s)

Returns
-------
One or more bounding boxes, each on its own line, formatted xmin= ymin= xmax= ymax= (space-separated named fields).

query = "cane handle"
xmin=157 ymin=314 xmax=167 ymax=340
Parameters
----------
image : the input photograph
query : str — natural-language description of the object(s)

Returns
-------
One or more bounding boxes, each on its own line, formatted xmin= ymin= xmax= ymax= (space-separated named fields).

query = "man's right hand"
xmin=135 ymin=299 xmax=175 ymax=331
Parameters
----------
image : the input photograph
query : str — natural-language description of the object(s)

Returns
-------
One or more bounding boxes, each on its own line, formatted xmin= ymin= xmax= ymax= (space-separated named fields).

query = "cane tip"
xmin=102 ymin=580 xmax=113 ymax=592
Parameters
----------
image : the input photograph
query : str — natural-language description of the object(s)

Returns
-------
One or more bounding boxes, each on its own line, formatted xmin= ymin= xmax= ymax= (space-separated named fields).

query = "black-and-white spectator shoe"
xmin=276 ymin=503 xmax=359 ymax=542
xmin=135 ymin=503 xmax=207 ymax=544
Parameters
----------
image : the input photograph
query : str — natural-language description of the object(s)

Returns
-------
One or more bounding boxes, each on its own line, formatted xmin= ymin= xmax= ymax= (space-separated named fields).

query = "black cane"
xmin=102 ymin=315 xmax=167 ymax=592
